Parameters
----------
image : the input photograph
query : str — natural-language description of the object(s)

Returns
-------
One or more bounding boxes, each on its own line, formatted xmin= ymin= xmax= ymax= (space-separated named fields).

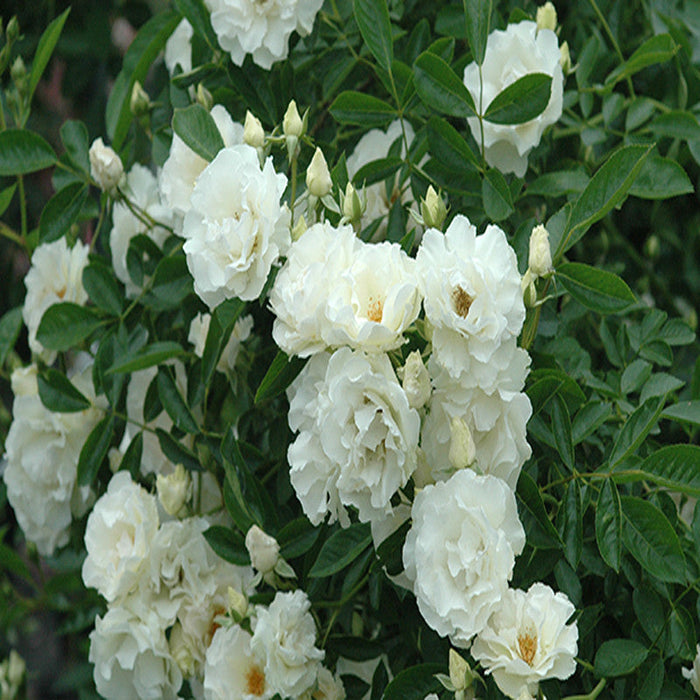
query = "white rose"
xmin=251 ymin=589 xmax=324 ymax=698
xmin=346 ymin=120 xmax=415 ymax=238
xmin=403 ymin=469 xmax=525 ymax=647
xmin=683 ymin=644 xmax=700 ymax=696
xmin=299 ymin=666 xmax=346 ymax=700
xmin=82 ymin=471 xmax=160 ymax=602
xmin=89 ymin=137 xmax=124 ymax=192
xmin=188 ymin=311 xmax=253 ymax=372
xmin=416 ymin=215 xmax=526 ymax=390
xmin=156 ymin=463 xmax=192 ymax=516
xmin=528 ymin=224 xmax=553 ymax=278
xmin=421 ymin=357 xmax=532 ymax=490
xmin=3 ymin=364 xmax=101 ymax=556
xmin=204 ymin=0 xmax=324 ymax=70
xmin=463 ymin=21 xmax=564 ymax=177
xmin=159 ymin=104 xmax=243 ymax=222
xmin=287 ymin=348 xmax=420 ymax=525
xmin=471 ymin=583 xmax=578 ymax=699
xmin=183 ymin=144 xmax=290 ymax=307
xmin=89 ymin=602 xmax=182 ymax=700
xmin=203 ymin=625 xmax=272 ymax=700
xmin=164 ymin=19 xmax=193 ymax=75
xmin=245 ymin=525 xmax=280 ymax=575
xmin=110 ymin=164 xmax=172 ymax=296
xmin=22 ymin=237 xmax=89 ymax=362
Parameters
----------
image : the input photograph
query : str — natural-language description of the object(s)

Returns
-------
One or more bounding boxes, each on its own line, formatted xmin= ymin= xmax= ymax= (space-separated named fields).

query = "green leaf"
xmin=60 ymin=120 xmax=90 ymax=172
xmin=255 ymin=351 xmax=306 ymax=404
xmin=172 ymin=103 xmax=225 ymax=162
xmin=120 ymin=432 xmax=143 ymax=479
xmin=462 ymin=0 xmax=492 ymax=65
xmin=156 ymin=428 xmax=202 ymax=472
xmin=606 ymin=33 xmax=678 ymax=86
xmin=595 ymin=638 xmax=648 ymax=677
xmin=278 ymin=518 xmax=322 ymax=560
xmin=108 ymin=341 xmax=184 ymax=374
xmin=28 ymin=8 xmax=71 ymax=101
xmin=106 ymin=10 xmax=181 ymax=149
xmin=352 ymin=157 xmax=404 ymax=187
xmin=203 ymin=526 xmax=249 ymax=566
xmin=413 ymin=51 xmax=477 ymax=118
xmin=650 ymin=111 xmax=700 ymax=142
xmin=330 ymin=92 xmax=396 ymax=127
xmin=426 ymin=116 xmax=480 ymax=172
xmin=555 ymin=145 xmax=652 ymax=258
xmin=37 ymin=369 xmax=91 ymax=413
xmin=527 ymin=170 xmax=589 ymax=197
xmin=173 ymin=0 xmax=218 ymax=48
xmin=609 ymin=397 xmax=665 ymax=467
xmin=0 ymin=542 xmax=32 ymax=582
xmin=0 ymin=184 xmax=16 ymax=217
xmin=572 ymin=401 xmax=613 ymax=444
xmin=557 ymin=262 xmax=636 ymax=314
xmin=157 ymin=367 xmax=199 ymax=434
xmin=559 ymin=480 xmax=582 ymax=568
xmin=146 ymin=255 xmax=194 ymax=310
xmin=621 ymin=496 xmax=686 ymax=584
xmin=308 ymin=523 xmax=372 ymax=578
xmin=484 ymin=73 xmax=552 ymax=125
xmin=629 ymin=154 xmax=693 ymax=200
xmin=353 ymin=0 xmax=393 ymax=75
xmin=38 ymin=183 xmax=88 ymax=244
xmin=201 ymin=299 xmax=246 ymax=387
xmin=0 ymin=307 xmax=22 ymax=366
xmin=77 ymin=416 xmax=114 ymax=486
xmin=631 ymin=445 xmax=700 ymax=497
xmin=662 ymin=401 xmax=700 ymax=426
xmin=516 ymin=471 xmax=563 ymax=549
xmin=551 ymin=395 xmax=574 ymax=470
xmin=0 ymin=129 xmax=57 ymax=176
xmin=221 ymin=434 xmax=267 ymax=530
xmin=482 ymin=168 xmax=514 ymax=221
xmin=82 ymin=263 xmax=124 ymax=316
xmin=595 ymin=478 xmax=622 ymax=572
xmin=383 ymin=663 xmax=443 ymax=700
xmin=36 ymin=303 xmax=104 ymax=352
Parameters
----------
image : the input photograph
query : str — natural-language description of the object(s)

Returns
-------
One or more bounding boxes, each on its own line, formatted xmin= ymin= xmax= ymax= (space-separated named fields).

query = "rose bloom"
xmin=251 ymin=589 xmax=324 ymax=698
xmin=182 ymin=144 xmax=290 ymax=307
xmin=463 ymin=21 xmax=564 ymax=177
xmin=89 ymin=137 xmax=124 ymax=192
xmin=270 ymin=222 xmax=421 ymax=357
xmin=471 ymin=583 xmax=579 ymax=699
xmin=159 ymin=104 xmax=243 ymax=222
xmin=416 ymin=215 xmax=526 ymax=392
xmin=346 ymin=120 xmax=415 ymax=237
xmin=82 ymin=471 xmax=160 ymax=602
xmin=188 ymin=311 xmax=253 ymax=372
xmin=204 ymin=625 xmax=272 ymax=700
xmin=287 ymin=348 xmax=420 ymax=526
xmin=204 ymin=0 xmax=324 ymax=70
xmin=22 ymin=237 xmax=89 ymax=363
xmin=110 ymin=164 xmax=172 ymax=296
xmin=403 ymin=469 xmax=525 ymax=647
xmin=683 ymin=644 xmax=700 ymax=696
xmin=420 ymin=356 xmax=532 ymax=490
xmin=89 ymin=601 xmax=182 ymax=700
xmin=3 ymin=364 xmax=101 ymax=556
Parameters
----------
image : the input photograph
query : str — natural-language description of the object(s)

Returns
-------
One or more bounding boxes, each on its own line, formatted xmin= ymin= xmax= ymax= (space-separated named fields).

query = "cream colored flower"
xmin=245 ymin=525 xmax=280 ymax=575
xmin=89 ymin=137 xmax=124 ymax=192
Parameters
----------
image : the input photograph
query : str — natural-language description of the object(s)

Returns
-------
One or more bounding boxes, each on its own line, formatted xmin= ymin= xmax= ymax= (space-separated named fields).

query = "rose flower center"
xmin=366 ymin=296 xmax=383 ymax=323
xmin=245 ymin=665 xmax=266 ymax=696
xmin=452 ymin=285 xmax=473 ymax=318
xmin=517 ymin=632 xmax=538 ymax=666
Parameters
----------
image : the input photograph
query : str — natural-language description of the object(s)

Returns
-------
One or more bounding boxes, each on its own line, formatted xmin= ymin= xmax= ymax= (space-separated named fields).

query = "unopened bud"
xmin=522 ymin=268 xmax=538 ymax=308
xmin=528 ymin=224 xmax=553 ymax=278
xmin=130 ymin=80 xmax=151 ymax=118
xmin=449 ymin=649 xmax=473 ymax=691
xmin=644 ymin=234 xmax=660 ymax=260
xmin=227 ymin=587 xmax=248 ymax=619
xmin=108 ymin=448 xmax=122 ymax=473
xmin=342 ymin=182 xmax=365 ymax=223
xmin=283 ymin=100 xmax=303 ymax=138
xmin=421 ymin=185 xmax=448 ymax=230
xmin=156 ymin=464 xmax=192 ymax=516
xmin=306 ymin=147 xmax=332 ymax=198
xmin=243 ymin=110 xmax=265 ymax=148
xmin=6 ymin=17 xmax=19 ymax=44
xmin=448 ymin=417 xmax=476 ymax=470
xmin=89 ymin=137 xmax=124 ymax=193
xmin=10 ymin=55 xmax=26 ymax=93
xmin=560 ymin=41 xmax=572 ymax=75
xmin=536 ymin=1 xmax=558 ymax=32
xmin=400 ymin=350 xmax=431 ymax=410
xmin=196 ymin=83 xmax=213 ymax=111
xmin=291 ymin=215 xmax=308 ymax=241
xmin=245 ymin=524 xmax=280 ymax=575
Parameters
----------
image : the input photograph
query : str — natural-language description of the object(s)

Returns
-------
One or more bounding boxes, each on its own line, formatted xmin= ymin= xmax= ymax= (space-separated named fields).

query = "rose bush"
xmin=0 ymin=0 xmax=699 ymax=699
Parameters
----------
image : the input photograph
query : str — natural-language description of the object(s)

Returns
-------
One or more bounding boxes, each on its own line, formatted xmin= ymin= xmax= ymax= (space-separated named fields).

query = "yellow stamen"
xmin=452 ymin=286 xmax=473 ymax=318
xmin=517 ymin=633 xmax=537 ymax=666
